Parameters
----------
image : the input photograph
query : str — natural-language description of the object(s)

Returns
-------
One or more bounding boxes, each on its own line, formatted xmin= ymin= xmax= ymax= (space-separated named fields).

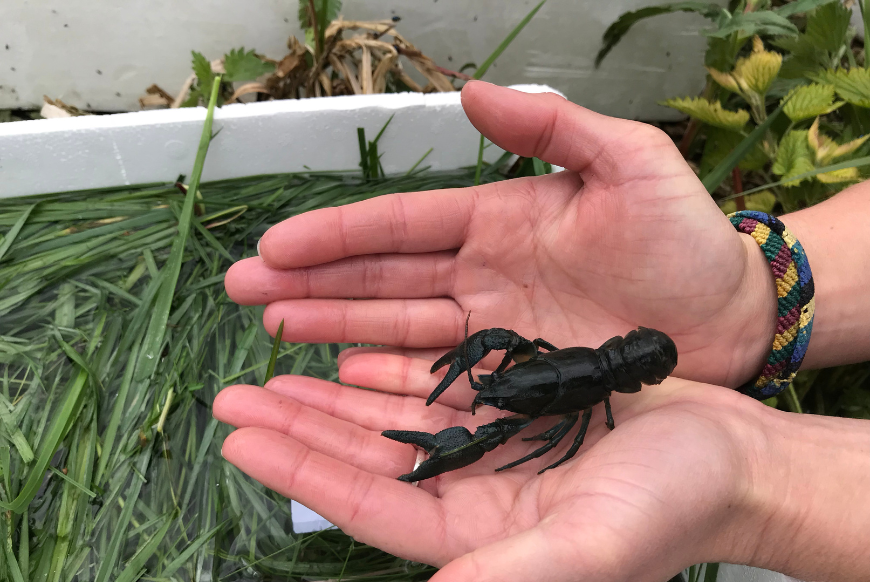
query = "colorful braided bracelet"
xmin=727 ymin=210 xmax=815 ymax=399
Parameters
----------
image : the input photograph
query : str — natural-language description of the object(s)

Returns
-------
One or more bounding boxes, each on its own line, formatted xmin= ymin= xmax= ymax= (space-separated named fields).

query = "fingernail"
xmin=256 ymin=238 xmax=262 ymax=257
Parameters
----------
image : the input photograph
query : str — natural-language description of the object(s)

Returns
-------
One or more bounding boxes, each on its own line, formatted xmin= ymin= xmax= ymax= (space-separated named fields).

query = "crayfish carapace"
xmin=382 ymin=318 xmax=677 ymax=482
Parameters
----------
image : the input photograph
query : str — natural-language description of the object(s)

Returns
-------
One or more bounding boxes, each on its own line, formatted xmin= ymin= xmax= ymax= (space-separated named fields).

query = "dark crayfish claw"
xmin=427 ymin=328 xmax=541 ymax=406
xmin=382 ymin=416 xmax=533 ymax=482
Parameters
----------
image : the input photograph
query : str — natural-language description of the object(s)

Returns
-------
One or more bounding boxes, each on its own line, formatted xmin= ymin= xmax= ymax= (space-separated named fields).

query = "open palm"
xmin=224 ymin=82 xmax=773 ymax=388
xmin=215 ymin=351 xmax=763 ymax=582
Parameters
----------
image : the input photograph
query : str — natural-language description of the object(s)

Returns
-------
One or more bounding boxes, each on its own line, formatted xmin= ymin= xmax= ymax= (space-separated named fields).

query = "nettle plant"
xmin=599 ymin=0 xmax=870 ymax=213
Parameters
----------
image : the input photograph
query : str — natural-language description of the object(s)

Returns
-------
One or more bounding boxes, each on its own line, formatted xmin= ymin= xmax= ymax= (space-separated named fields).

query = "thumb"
xmin=429 ymin=525 xmax=583 ymax=582
xmin=460 ymin=81 xmax=681 ymax=182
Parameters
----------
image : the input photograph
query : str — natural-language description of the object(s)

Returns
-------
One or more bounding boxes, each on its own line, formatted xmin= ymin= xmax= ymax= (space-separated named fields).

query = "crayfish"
xmin=382 ymin=318 xmax=678 ymax=482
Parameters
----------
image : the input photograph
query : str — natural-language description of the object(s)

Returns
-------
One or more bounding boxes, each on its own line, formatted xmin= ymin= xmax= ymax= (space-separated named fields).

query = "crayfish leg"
xmin=539 ymin=408 xmax=593 ymax=474
xmin=495 ymin=413 xmax=578 ymax=472
xmin=604 ymin=398 xmax=615 ymax=430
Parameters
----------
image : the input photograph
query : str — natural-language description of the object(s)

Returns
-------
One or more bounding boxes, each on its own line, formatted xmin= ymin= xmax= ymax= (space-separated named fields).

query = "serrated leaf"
xmin=706 ymin=10 xmax=799 ymax=38
xmin=774 ymin=0 xmax=837 ymax=18
xmin=807 ymin=117 xmax=870 ymax=164
xmin=782 ymin=83 xmax=843 ymax=121
xmin=662 ymin=96 xmax=750 ymax=130
xmin=772 ymin=130 xmax=815 ymax=186
xmin=596 ymin=2 xmax=724 ymax=67
xmin=701 ymin=127 xmax=769 ymax=177
xmin=804 ymin=1 xmax=852 ymax=53
xmin=813 ymin=68 xmax=870 ymax=108
xmin=708 ymin=36 xmax=781 ymax=97
xmin=223 ymin=47 xmax=275 ymax=82
xmin=816 ymin=166 xmax=861 ymax=183
xmin=191 ymin=51 xmax=215 ymax=101
xmin=773 ymin=35 xmax=828 ymax=79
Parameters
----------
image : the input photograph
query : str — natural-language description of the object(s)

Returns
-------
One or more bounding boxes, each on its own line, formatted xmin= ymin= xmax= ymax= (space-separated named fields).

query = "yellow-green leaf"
xmin=816 ymin=167 xmax=861 ymax=183
xmin=814 ymin=68 xmax=870 ymax=108
xmin=737 ymin=36 xmax=782 ymax=96
xmin=708 ymin=36 xmax=781 ymax=98
xmin=781 ymin=83 xmax=844 ymax=122
xmin=772 ymin=130 xmax=815 ymax=186
xmin=807 ymin=117 xmax=870 ymax=165
xmin=661 ymin=96 xmax=750 ymax=130
xmin=719 ymin=190 xmax=777 ymax=214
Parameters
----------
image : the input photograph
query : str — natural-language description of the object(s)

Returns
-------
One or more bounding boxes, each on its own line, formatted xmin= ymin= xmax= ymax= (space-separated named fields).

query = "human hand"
xmin=214 ymin=352 xmax=770 ymax=582
xmin=224 ymin=81 xmax=776 ymax=388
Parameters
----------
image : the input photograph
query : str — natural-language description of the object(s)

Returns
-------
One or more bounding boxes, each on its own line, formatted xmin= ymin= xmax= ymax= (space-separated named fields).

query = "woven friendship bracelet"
xmin=727 ymin=210 xmax=815 ymax=399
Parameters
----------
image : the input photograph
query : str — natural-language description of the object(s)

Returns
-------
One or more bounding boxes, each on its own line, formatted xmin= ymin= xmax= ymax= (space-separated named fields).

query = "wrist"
xmin=728 ymin=404 xmax=870 ymax=579
xmin=727 ymin=233 xmax=778 ymax=388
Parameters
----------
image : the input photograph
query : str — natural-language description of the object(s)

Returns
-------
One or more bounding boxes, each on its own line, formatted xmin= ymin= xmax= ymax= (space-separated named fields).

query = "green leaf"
xmin=191 ymin=51 xmax=215 ymax=101
xmin=705 ymin=11 xmax=799 ymax=38
xmin=772 ymin=130 xmax=815 ymax=186
xmin=474 ymin=0 xmax=546 ymax=79
xmin=813 ymin=68 xmax=870 ymax=108
xmin=702 ymin=101 xmax=786 ymax=192
xmin=773 ymin=35 xmax=829 ymax=79
xmin=297 ymin=0 xmax=342 ymax=30
xmin=661 ymin=96 xmax=750 ymax=130
xmin=596 ymin=2 xmax=724 ymax=67
xmin=135 ymin=76 xmax=222 ymax=382
xmin=700 ymin=127 xmax=769 ymax=177
xmin=804 ymin=1 xmax=852 ymax=53
xmin=774 ymin=0 xmax=837 ymax=17
xmin=782 ymin=83 xmax=844 ymax=121
xmin=223 ymin=47 xmax=275 ymax=82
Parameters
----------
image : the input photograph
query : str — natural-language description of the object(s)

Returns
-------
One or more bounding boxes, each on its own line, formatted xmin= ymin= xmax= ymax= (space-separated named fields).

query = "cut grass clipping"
xmin=0 ymin=95 xmax=512 ymax=581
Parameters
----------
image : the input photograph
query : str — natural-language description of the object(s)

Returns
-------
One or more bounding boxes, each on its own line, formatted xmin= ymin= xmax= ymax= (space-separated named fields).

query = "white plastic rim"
xmin=0 ymin=84 xmax=562 ymax=199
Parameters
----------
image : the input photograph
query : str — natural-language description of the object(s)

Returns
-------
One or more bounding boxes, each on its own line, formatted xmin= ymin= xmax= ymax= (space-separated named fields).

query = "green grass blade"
xmin=474 ymin=134 xmax=485 ymax=186
xmin=702 ymin=102 xmax=785 ymax=193
xmin=48 ymin=466 xmax=96 ymax=498
xmin=93 ymin=450 xmax=152 ymax=582
xmin=703 ymin=562 xmax=720 ymax=582
xmin=135 ymin=75 xmax=222 ymax=382
xmin=473 ymin=0 xmax=546 ymax=80
xmin=357 ymin=128 xmax=370 ymax=179
xmin=0 ymin=368 xmax=87 ymax=512
xmin=719 ymin=155 xmax=870 ymax=199
xmin=114 ymin=513 xmax=175 ymax=582
xmin=264 ymin=319 xmax=285 ymax=384
xmin=0 ymin=395 xmax=34 ymax=463
xmin=0 ymin=204 xmax=36 ymax=263
xmin=161 ymin=522 xmax=223 ymax=577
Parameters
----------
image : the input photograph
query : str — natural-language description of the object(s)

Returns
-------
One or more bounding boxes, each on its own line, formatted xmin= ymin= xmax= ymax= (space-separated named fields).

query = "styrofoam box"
xmin=0 ymin=85 xmax=802 ymax=582
xmin=0 ymin=84 xmax=556 ymax=198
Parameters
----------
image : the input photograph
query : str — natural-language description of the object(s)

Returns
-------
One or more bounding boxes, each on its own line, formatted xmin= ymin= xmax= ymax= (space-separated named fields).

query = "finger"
xmin=339 ymin=352 xmax=482 ymax=411
xmin=263 ymin=298 xmax=463 ymax=346
xmin=430 ymin=526 xmax=577 ymax=582
xmin=261 ymin=374 xmax=467 ymax=432
xmin=337 ymin=346 xmax=453 ymax=367
xmin=214 ymin=384 xmax=416 ymax=477
xmin=224 ymin=251 xmax=456 ymax=306
xmin=461 ymin=81 xmax=681 ymax=182
xmin=337 ymin=346 xmax=508 ymax=371
xmin=222 ymin=427 xmax=451 ymax=565
xmin=258 ymin=185 xmax=477 ymax=270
